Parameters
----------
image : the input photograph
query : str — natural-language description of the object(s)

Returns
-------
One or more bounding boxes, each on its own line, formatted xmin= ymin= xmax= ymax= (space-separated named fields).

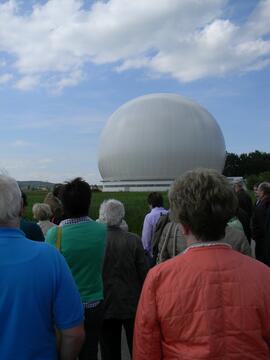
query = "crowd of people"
xmin=0 ymin=170 xmax=270 ymax=359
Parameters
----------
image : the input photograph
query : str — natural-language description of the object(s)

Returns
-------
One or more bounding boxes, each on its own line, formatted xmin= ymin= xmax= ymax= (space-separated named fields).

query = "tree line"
xmin=223 ymin=150 xmax=270 ymax=189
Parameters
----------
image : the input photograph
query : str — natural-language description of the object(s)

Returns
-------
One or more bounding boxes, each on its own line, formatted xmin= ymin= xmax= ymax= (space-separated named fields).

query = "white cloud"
xmin=0 ymin=73 xmax=13 ymax=84
xmin=38 ymin=158 xmax=53 ymax=165
xmin=0 ymin=0 xmax=269 ymax=89
xmin=14 ymin=75 xmax=39 ymax=90
xmin=53 ymin=69 xmax=84 ymax=93
xmin=11 ymin=139 xmax=31 ymax=147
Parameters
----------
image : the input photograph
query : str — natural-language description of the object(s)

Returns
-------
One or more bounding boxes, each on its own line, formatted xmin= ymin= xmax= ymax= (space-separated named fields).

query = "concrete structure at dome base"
xmin=102 ymin=180 xmax=174 ymax=192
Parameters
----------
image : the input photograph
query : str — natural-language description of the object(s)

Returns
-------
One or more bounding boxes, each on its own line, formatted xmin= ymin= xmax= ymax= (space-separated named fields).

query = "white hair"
xmin=32 ymin=203 xmax=52 ymax=221
xmin=98 ymin=199 xmax=125 ymax=226
xmin=0 ymin=175 xmax=22 ymax=225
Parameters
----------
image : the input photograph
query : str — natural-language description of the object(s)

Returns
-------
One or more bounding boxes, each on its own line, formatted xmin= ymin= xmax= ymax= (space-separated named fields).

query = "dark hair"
xmin=53 ymin=183 xmax=64 ymax=198
xmin=147 ymin=192 xmax=164 ymax=207
xmin=21 ymin=191 xmax=28 ymax=207
xmin=169 ymin=169 xmax=238 ymax=242
xmin=60 ymin=177 xmax=91 ymax=218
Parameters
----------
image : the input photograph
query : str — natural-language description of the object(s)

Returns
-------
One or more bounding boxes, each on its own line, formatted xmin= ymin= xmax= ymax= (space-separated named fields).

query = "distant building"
xmin=98 ymin=93 xmax=226 ymax=192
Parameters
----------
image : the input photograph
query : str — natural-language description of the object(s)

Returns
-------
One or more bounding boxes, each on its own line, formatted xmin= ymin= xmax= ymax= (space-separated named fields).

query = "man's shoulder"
xmin=11 ymin=230 xmax=62 ymax=264
xmin=20 ymin=218 xmax=44 ymax=241
xmin=28 ymin=238 xmax=61 ymax=257
xmin=125 ymin=231 xmax=141 ymax=244
xmin=20 ymin=218 xmax=38 ymax=231
xmin=63 ymin=220 xmax=107 ymax=240
xmin=148 ymin=252 xmax=185 ymax=278
xmin=224 ymin=225 xmax=245 ymax=240
xmin=80 ymin=220 xmax=107 ymax=234
xmin=148 ymin=207 xmax=168 ymax=221
xmin=149 ymin=247 xmax=270 ymax=289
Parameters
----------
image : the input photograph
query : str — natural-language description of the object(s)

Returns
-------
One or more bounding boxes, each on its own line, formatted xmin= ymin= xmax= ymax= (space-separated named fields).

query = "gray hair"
xmin=0 ymin=175 xmax=22 ymax=225
xmin=98 ymin=199 xmax=125 ymax=227
xmin=169 ymin=168 xmax=238 ymax=242
xmin=32 ymin=203 xmax=52 ymax=221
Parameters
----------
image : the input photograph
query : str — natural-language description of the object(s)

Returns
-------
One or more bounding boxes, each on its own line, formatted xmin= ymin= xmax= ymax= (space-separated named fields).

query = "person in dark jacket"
xmin=252 ymin=182 xmax=270 ymax=264
xmin=237 ymin=207 xmax=251 ymax=243
xmin=99 ymin=199 xmax=149 ymax=360
xmin=234 ymin=180 xmax=253 ymax=220
xmin=20 ymin=192 xmax=44 ymax=241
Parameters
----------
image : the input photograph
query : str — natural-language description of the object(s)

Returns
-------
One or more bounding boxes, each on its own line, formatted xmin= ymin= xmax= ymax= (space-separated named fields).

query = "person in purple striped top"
xmin=141 ymin=192 xmax=168 ymax=259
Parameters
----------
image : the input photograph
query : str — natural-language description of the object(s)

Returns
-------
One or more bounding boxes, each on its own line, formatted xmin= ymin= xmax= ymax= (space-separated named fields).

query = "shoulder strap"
xmin=152 ymin=213 xmax=170 ymax=250
xmin=172 ymin=224 xmax=178 ymax=257
xmin=55 ymin=226 xmax=62 ymax=251
xmin=157 ymin=223 xmax=173 ymax=264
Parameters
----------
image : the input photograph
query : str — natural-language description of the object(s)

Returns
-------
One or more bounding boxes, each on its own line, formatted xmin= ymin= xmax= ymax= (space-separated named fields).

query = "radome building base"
xmin=102 ymin=180 xmax=174 ymax=192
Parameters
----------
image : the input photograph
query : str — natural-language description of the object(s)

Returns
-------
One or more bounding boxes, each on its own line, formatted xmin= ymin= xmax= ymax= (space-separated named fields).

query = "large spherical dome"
xmin=98 ymin=93 xmax=225 ymax=182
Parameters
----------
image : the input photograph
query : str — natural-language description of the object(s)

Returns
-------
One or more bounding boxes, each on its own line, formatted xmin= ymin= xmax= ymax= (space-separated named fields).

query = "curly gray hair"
xmin=98 ymin=199 xmax=125 ymax=227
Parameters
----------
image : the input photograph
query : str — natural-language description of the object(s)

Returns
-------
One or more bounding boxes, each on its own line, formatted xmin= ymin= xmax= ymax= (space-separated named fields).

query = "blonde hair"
xmin=32 ymin=203 xmax=52 ymax=221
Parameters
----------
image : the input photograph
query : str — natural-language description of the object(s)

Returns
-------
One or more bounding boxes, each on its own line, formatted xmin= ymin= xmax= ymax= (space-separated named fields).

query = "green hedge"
xmin=246 ymin=172 xmax=270 ymax=190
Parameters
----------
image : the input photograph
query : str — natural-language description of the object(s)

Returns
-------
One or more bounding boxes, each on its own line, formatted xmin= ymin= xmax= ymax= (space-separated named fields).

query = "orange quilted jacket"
xmin=133 ymin=244 xmax=270 ymax=359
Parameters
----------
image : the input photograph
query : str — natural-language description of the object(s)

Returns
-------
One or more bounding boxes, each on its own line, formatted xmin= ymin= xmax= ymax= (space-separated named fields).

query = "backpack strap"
xmin=157 ymin=223 xmax=173 ymax=264
xmin=152 ymin=213 xmax=170 ymax=257
xmin=172 ymin=224 xmax=178 ymax=257
xmin=55 ymin=226 xmax=62 ymax=251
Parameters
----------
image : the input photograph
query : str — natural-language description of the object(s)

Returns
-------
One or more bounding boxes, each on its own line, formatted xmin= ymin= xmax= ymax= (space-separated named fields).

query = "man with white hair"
xmin=0 ymin=174 xmax=85 ymax=359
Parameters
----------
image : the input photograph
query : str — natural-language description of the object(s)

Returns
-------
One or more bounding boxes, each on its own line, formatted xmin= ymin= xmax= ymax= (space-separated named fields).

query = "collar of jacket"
xmin=183 ymin=241 xmax=232 ymax=254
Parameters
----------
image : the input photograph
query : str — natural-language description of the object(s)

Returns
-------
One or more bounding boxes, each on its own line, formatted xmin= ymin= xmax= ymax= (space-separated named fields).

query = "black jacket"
xmin=237 ymin=189 xmax=253 ymax=219
xmin=102 ymin=226 xmax=149 ymax=319
xmin=252 ymin=196 xmax=270 ymax=264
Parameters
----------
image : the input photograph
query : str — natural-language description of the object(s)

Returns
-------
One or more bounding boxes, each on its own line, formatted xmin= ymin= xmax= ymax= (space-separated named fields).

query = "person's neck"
xmin=0 ymin=219 xmax=20 ymax=229
xmin=186 ymin=234 xmax=202 ymax=246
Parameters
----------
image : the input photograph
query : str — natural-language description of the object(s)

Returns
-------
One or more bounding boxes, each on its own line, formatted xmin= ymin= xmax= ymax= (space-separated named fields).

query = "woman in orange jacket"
xmin=133 ymin=169 xmax=270 ymax=360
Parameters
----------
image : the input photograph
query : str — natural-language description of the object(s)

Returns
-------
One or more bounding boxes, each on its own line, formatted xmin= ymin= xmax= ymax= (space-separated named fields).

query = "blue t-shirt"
xmin=0 ymin=228 xmax=84 ymax=360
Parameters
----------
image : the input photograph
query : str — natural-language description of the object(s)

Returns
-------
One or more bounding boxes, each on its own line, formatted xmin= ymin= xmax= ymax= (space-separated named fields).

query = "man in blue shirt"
xmin=0 ymin=174 xmax=85 ymax=359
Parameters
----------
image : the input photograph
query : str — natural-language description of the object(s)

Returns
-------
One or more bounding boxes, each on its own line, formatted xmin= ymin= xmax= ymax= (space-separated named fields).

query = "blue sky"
xmin=0 ymin=0 xmax=269 ymax=183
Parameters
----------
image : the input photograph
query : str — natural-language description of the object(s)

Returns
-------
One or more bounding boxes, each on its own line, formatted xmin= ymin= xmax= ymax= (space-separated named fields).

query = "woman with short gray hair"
xmin=99 ymin=199 xmax=148 ymax=360
xmin=97 ymin=199 xmax=128 ymax=231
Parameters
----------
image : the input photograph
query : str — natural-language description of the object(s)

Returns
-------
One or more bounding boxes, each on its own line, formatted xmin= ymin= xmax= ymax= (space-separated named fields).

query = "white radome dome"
xmin=98 ymin=93 xmax=225 ymax=182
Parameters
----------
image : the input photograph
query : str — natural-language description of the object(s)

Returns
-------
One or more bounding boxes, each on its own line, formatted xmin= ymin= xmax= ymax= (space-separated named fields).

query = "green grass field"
xmin=24 ymin=191 xmax=170 ymax=236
